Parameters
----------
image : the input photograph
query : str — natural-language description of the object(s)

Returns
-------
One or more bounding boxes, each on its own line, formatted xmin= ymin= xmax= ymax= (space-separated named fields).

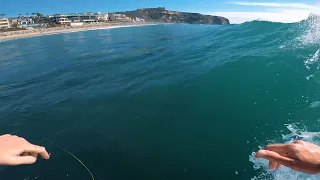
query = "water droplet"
xmin=235 ymin=171 xmax=238 ymax=175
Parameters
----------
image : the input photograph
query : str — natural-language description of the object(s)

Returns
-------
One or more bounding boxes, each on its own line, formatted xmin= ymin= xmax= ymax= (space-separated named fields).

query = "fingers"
xmin=21 ymin=152 xmax=38 ymax=158
xmin=0 ymin=134 xmax=50 ymax=166
xmin=256 ymin=150 xmax=296 ymax=168
xmin=9 ymin=135 xmax=50 ymax=160
xmin=256 ymin=141 xmax=306 ymax=171
xmin=0 ymin=134 xmax=15 ymax=141
xmin=268 ymin=161 xmax=282 ymax=170
xmin=293 ymin=140 xmax=304 ymax=145
xmin=9 ymin=156 xmax=37 ymax=165
xmin=269 ymin=161 xmax=278 ymax=169
xmin=0 ymin=134 xmax=12 ymax=138
xmin=30 ymin=152 xmax=38 ymax=158
xmin=264 ymin=144 xmax=292 ymax=155
xmin=15 ymin=156 xmax=37 ymax=165
xmin=22 ymin=152 xmax=30 ymax=156
xmin=24 ymin=144 xmax=50 ymax=159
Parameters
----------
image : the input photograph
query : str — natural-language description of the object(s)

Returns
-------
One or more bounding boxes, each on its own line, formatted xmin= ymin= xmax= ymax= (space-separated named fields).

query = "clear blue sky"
xmin=0 ymin=0 xmax=318 ymax=23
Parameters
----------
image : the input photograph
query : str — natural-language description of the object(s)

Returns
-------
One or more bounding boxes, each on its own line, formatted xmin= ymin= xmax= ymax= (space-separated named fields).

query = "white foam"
xmin=299 ymin=14 xmax=320 ymax=45
xmin=302 ymin=48 xmax=320 ymax=81
xmin=305 ymin=49 xmax=320 ymax=69
xmin=310 ymin=101 xmax=320 ymax=108
xmin=250 ymin=124 xmax=320 ymax=179
xmin=296 ymin=16 xmax=320 ymax=81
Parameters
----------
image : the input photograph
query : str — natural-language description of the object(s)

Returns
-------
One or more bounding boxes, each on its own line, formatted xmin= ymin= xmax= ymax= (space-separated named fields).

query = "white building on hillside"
xmin=134 ymin=17 xmax=145 ymax=22
xmin=57 ymin=17 xmax=72 ymax=24
xmin=98 ymin=14 xmax=109 ymax=21
xmin=52 ymin=14 xmax=98 ymax=24
xmin=10 ymin=18 xmax=19 ymax=25
xmin=0 ymin=18 xmax=10 ymax=28
xmin=18 ymin=18 xmax=35 ymax=27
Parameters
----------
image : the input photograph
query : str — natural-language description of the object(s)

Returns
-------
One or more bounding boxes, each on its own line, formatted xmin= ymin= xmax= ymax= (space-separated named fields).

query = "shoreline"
xmin=0 ymin=23 xmax=158 ymax=42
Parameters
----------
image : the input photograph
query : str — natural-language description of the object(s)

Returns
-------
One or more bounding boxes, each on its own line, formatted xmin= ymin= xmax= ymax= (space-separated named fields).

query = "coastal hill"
xmin=117 ymin=7 xmax=230 ymax=25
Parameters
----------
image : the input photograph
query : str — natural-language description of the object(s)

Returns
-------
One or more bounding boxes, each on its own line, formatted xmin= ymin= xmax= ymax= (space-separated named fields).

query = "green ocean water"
xmin=1 ymin=19 xmax=320 ymax=180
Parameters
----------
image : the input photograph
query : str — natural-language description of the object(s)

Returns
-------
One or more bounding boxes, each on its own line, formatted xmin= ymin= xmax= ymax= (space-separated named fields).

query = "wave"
xmin=3 ymin=17 xmax=320 ymax=180
xmin=244 ymin=14 xmax=320 ymax=179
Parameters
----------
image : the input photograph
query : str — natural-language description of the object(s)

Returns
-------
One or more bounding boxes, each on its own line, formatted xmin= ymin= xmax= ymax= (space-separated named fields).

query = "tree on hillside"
xmin=31 ymin=12 xmax=45 ymax=22
xmin=36 ymin=13 xmax=44 ymax=17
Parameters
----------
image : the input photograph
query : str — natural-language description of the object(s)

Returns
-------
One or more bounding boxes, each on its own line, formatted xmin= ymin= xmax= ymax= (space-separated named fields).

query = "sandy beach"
xmin=0 ymin=22 xmax=158 ymax=41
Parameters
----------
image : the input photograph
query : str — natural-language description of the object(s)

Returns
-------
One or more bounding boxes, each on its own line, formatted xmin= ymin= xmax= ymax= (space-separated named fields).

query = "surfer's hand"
xmin=256 ymin=140 xmax=320 ymax=174
xmin=0 ymin=134 xmax=50 ymax=165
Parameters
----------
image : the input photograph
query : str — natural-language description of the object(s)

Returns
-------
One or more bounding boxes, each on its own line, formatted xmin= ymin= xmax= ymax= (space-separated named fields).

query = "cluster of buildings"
xmin=0 ymin=12 xmax=145 ymax=29
xmin=51 ymin=13 xmax=145 ymax=26
xmin=0 ymin=17 xmax=38 ymax=28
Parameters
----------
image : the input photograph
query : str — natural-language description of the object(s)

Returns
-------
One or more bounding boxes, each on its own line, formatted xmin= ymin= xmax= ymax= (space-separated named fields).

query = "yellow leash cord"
xmin=42 ymin=137 xmax=95 ymax=180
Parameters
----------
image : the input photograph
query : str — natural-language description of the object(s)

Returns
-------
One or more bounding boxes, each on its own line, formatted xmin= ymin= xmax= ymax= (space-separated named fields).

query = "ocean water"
xmin=1 ymin=19 xmax=320 ymax=180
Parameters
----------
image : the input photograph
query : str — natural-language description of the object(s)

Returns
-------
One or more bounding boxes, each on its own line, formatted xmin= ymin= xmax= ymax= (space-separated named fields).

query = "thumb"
xmin=256 ymin=150 xmax=296 ymax=168
xmin=9 ymin=156 xmax=37 ymax=165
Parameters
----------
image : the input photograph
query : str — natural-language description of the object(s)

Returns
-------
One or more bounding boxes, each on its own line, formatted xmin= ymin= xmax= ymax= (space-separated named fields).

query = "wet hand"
xmin=256 ymin=140 xmax=320 ymax=174
xmin=0 ymin=134 xmax=50 ymax=165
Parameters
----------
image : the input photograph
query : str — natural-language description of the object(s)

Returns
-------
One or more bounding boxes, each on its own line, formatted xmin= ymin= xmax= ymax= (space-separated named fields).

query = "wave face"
xmin=1 ymin=19 xmax=320 ymax=180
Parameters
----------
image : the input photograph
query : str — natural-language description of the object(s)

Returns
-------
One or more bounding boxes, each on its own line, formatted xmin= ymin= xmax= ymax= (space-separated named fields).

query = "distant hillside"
xmin=117 ymin=7 xmax=230 ymax=25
